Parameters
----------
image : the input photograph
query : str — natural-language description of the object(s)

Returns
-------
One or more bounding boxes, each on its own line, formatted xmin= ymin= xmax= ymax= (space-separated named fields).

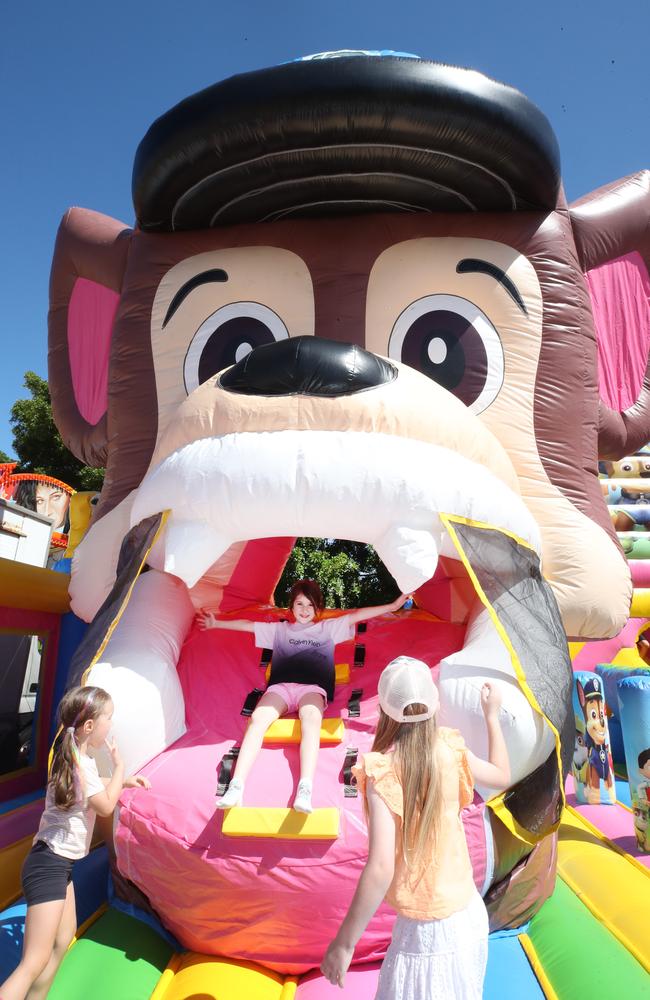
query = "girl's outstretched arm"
xmin=466 ymin=682 xmax=511 ymax=788
xmin=345 ymin=593 xmax=410 ymax=626
xmin=196 ymin=610 xmax=255 ymax=633
xmin=321 ymin=783 xmax=396 ymax=988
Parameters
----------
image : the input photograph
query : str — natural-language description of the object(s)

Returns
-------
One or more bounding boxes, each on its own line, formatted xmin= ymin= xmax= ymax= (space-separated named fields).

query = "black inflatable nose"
xmin=218 ymin=336 xmax=396 ymax=397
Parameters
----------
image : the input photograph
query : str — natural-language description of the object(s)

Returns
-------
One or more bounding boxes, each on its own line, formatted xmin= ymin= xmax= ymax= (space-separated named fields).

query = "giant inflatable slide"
xmin=1 ymin=52 xmax=649 ymax=998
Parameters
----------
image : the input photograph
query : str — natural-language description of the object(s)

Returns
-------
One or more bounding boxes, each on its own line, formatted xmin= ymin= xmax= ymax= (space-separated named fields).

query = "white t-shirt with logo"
xmin=254 ymin=616 xmax=355 ymax=701
xmin=36 ymin=753 xmax=105 ymax=860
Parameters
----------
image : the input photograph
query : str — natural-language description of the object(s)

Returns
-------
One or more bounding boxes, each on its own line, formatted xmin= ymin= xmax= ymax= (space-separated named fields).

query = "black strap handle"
xmin=347 ymin=689 xmax=363 ymax=718
xmin=342 ymin=746 xmax=359 ymax=797
xmin=241 ymin=688 xmax=265 ymax=716
xmin=353 ymin=644 xmax=366 ymax=668
xmin=216 ymin=746 xmax=240 ymax=796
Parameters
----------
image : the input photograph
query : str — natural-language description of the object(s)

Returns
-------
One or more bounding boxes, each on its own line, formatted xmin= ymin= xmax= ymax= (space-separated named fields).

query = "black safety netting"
xmin=449 ymin=520 xmax=574 ymax=837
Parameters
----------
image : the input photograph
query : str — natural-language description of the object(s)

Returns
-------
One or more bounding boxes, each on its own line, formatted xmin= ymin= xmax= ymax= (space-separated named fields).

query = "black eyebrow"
xmin=162 ymin=268 xmax=228 ymax=327
xmin=456 ymin=258 xmax=527 ymax=316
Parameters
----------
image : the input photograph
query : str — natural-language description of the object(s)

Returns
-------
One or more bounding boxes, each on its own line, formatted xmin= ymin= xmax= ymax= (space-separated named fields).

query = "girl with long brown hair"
xmin=321 ymin=656 xmax=510 ymax=999
xmin=199 ymin=580 xmax=409 ymax=813
xmin=0 ymin=686 xmax=150 ymax=1000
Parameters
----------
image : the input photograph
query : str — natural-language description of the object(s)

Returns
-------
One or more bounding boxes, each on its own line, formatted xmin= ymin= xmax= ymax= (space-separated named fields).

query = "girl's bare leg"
xmin=232 ymin=692 xmax=287 ymax=783
xmin=0 ymin=896 xmax=66 ymax=1000
xmin=26 ymin=881 xmax=77 ymax=1000
xmin=218 ymin=692 xmax=286 ymax=807
xmin=297 ymin=693 xmax=326 ymax=784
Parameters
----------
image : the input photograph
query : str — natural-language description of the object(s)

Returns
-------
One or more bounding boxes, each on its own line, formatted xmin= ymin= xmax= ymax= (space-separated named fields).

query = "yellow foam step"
xmin=265 ymin=662 xmax=350 ymax=684
xmin=222 ymin=807 xmax=339 ymax=840
xmin=261 ymin=717 xmax=344 ymax=744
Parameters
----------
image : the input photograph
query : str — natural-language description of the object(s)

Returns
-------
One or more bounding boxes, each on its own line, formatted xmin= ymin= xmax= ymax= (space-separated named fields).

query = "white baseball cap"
xmin=378 ymin=656 xmax=439 ymax=723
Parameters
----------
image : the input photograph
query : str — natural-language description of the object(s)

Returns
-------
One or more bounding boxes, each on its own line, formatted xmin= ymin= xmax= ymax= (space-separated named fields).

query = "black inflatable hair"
xmin=133 ymin=55 xmax=561 ymax=231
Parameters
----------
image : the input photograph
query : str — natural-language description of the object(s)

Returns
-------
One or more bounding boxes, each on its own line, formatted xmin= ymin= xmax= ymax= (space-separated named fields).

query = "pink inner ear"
xmin=68 ymin=277 xmax=119 ymax=425
xmin=586 ymin=251 xmax=650 ymax=411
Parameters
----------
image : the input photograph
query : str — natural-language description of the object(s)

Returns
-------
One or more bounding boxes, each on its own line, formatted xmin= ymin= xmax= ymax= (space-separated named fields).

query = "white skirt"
xmin=375 ymin=890 xmax=489 ymax=1000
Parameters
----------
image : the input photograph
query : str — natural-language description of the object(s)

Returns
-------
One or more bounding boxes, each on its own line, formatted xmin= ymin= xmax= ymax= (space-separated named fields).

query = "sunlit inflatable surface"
xmin=42 ymin=51 xmax=650 ymax=976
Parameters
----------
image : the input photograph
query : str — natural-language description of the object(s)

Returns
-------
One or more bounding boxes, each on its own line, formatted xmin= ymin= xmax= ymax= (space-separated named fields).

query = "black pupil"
xmin=197 ymin=316 xmax=277 ymax=384
xmin=400 ymin=310 xmax=489 ymax=407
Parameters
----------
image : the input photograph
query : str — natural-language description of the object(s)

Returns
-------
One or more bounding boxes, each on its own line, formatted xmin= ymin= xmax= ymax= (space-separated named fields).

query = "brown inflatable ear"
xmin=48 ymin=207 xmax=132 ymax=467
xmin=570 ymin=171 xmax=650 ymax=458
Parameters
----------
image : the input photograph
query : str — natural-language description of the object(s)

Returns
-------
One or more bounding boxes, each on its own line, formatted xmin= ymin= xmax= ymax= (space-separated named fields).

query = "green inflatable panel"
xmin=48 ymin=908 xmax=173 ymax=1000
xmin=528 ymin=878 xmax=649 ymax=997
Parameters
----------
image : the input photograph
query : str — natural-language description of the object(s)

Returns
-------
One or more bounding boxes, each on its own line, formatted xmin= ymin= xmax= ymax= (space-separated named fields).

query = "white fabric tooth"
xmin=375 ymin=525 xmax=439 ymax=592
xmin=163 ymin=517 xmax=230 ymax=589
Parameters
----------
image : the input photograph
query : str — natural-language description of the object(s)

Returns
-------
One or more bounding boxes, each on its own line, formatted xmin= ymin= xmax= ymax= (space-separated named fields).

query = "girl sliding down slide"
xmin=198 ymin=579 xmax=409 ymax=813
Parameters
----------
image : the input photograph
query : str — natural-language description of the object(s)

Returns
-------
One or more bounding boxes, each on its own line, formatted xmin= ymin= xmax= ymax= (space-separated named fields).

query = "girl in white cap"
xmin=321 ymin=656 xmax=510 ymax=999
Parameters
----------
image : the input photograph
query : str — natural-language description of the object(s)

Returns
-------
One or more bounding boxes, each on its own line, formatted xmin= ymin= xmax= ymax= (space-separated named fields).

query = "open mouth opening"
xmin=68 ymin=425 xmax=572 ymax=849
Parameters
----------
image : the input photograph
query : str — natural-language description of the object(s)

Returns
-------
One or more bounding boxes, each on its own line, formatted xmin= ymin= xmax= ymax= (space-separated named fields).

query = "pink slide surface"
xmin=115 ymin=612 xmax=490 ymax=973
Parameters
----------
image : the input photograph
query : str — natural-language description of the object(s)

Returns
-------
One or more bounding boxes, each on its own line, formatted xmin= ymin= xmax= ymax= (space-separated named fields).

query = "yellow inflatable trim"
xmin=150 ymin=952 xmax=298 ymax=1000
xmin=567 ymin=641 xmax=585 ymax=662
xmin=558 ymin=807 xmax=650 ymax=972
xmin=611 ymin=646 xmax=647 ymax=667
xmin=0 ymin=557 xmax=70 ymax=614
xmin=518 ymin=933 xmax=559 ymax=1000
xmin=266 ymin=662 xmax=350 ymax=685
xmin=0 ymin=834 xmax=33 ymax=910
xmin=630 ymin=589 xmax=650 ymax=618
xmin=221 ymin=807 xmax=339 ymax=840
xmin=261 ymin=717 xmax=344 ymax=744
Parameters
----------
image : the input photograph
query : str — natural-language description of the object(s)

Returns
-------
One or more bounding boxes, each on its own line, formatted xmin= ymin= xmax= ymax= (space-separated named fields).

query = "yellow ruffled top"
xmin=353 ymin=727 xmax=477 ymax=920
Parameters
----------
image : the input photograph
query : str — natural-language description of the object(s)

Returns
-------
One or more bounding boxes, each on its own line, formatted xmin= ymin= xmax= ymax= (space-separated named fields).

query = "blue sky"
xmin=1 ymin=0 xmax=647 ymax=460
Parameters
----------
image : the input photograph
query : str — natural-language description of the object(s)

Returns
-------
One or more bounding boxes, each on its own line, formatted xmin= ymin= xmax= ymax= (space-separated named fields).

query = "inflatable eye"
xmin=183 ymin=302 xmax=289 ymax=394
xmin=388 ymin=294 xmax=504 ymax=413
xmin=621 ymin=462 xmax=634 ymax=473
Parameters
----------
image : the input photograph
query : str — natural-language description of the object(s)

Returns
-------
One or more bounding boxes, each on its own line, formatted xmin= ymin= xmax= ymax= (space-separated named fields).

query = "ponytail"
xmin=51 ymin=728 xmax=81 ymax=809
xmin=49 ymin=686 xmax=111 ymax=810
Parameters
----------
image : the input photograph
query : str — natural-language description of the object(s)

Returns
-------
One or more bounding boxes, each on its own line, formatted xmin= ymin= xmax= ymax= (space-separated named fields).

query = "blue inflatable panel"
xmin=485 ymin=930 xmax=544 ymax=999
xmin=50 ymin=611 xmax=88 ymax=742
xmin=616 ymin=776 xmax=632 ymax=807
xmin=0 ymin=901 xmax=27 ymax=982
xmin=0 ymin=847 xmax=109 ymax=982
xmin=73 ymin=846 xmax=109 ymax=926
xmin=107 ymin=875 xmax=181 ymax=950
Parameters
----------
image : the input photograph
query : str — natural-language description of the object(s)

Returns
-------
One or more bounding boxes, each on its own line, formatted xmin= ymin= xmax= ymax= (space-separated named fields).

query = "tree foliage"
xmin=275 ymin=537 xmax=398 ymax=609
xmin=7 ymin=372 xmax=104 ymax=491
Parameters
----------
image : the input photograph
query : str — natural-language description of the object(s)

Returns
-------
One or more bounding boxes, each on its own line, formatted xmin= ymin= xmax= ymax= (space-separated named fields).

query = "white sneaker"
xmin=218 ymin=778 xmax=244 ymax=809
xmin=293 ymin=779 xmax=313 ymax=814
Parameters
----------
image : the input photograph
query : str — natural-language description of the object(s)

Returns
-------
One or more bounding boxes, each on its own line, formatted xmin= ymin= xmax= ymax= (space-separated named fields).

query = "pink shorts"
xmin=265 ymin=682 xmax=327 ymax=713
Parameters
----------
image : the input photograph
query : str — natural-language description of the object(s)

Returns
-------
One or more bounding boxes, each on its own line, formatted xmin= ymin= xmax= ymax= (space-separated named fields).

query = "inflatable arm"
xmin=570 ymin=172 xmax=650 ymax=458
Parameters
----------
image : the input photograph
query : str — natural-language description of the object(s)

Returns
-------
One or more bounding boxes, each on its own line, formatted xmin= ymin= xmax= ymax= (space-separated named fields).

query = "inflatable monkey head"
xmin=48 ymin=54 xmax=650 ymax=968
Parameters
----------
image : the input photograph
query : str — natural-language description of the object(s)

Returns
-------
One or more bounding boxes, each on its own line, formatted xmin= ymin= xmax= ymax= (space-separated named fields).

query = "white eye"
xmin=388 ymin=294 xmax=504 ymax=414
xmin=183 ymin=301 xmax=289 ymax=394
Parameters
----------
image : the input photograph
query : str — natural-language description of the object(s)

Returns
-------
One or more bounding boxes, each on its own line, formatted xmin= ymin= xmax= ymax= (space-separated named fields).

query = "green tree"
xmin=0 ymin=449 xmax=14 ymax=464
xmin=275 ymin=537 xmax=398 ymax=609
xmin=8 ymin=372 xmax=104 ymax=491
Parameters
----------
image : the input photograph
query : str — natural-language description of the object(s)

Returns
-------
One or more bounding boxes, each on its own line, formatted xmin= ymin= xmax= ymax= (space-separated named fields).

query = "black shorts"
xmin=22 ymin=841 xmax=74 ymax=905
